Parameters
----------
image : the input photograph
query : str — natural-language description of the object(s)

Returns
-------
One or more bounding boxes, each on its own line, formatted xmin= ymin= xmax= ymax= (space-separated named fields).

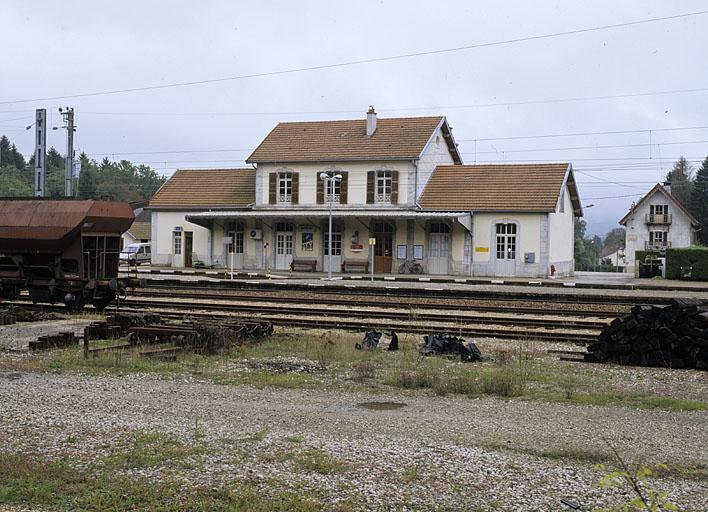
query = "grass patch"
xmin=479 ymin=366 xmax=521 ymax=397
xmin=227 ymin=370 xmax=316 ymax=389
xmin=102 ymin=430 xmax=208 ymax=471
xmin=2 ymin=330 xmax=704 ymax=413
xmin=0 ymin=452 xmax=325 ymax=511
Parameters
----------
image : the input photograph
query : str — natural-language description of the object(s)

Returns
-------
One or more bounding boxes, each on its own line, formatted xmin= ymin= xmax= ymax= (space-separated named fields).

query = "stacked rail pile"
xmin=584 ymin=299 xmax=708 ymax=370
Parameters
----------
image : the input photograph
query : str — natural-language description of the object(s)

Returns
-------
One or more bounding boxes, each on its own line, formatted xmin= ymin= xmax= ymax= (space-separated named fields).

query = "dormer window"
xmin=278 ymin=172 xmax=292 ymax=203
xmin=376 ymin=170 xmax=392 ymax=203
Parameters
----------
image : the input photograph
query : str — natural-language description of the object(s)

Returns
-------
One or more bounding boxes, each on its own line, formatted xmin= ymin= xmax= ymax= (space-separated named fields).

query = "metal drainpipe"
xmin=413 ymin=160 xmax=419 ymax=206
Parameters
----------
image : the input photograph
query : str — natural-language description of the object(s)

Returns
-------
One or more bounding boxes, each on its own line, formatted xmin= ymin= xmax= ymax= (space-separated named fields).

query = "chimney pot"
xmin=366 ymin=105 xmax=377 ymax=137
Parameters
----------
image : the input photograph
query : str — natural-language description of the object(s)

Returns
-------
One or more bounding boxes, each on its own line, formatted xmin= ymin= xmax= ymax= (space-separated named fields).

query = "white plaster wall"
xmin=121 ymin=232 xmax=137 ymax=249
xmin=256 ymin=161 xmax=412 ymax=207
xmin=548 ymin=185 xmax=575 ymax=275
xmin=623 ymin=190 xmax=696 ymax=272
xmin=415 ymin=125 xmax=456 ymax=201
xmin=471 ymin=213 xmax=544 ymax=277
xmin=151 ymin=211 xmax=212 ymax=267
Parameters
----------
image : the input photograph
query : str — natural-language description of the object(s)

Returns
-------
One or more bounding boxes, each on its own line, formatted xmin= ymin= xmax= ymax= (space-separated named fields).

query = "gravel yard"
xmin=1 ymin=357 xmax=706 ymax=511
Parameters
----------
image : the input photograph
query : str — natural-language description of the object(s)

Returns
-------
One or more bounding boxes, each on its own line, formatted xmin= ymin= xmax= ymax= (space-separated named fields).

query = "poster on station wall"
xmin=301 ymin=232 xmax=313 ymax=251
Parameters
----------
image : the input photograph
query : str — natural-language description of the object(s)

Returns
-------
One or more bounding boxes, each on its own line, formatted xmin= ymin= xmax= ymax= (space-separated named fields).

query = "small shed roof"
xmin=419 ymin=163 xmax=582 ymax=215
xmin=149 ymin=168 xmax=256 ymax=209
xmin=246 ymin=116 xmax=461 ymax=163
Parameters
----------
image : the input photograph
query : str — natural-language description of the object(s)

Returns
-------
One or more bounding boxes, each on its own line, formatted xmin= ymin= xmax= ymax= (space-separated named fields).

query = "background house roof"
xmin=127 ymin=221 xmax=151 ymax=240
xmin=419 ymin=163 xmax=582 ymax=215
xmin=149 ymin=168 xmax=255 ymax=208
xmin=246 ymin=116 xmax=462 ymax=163
xmin=618 ymin=183 xmax=699 ymax=226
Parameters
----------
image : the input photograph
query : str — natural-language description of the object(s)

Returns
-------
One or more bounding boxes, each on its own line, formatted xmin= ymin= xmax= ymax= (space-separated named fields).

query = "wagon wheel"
xmin=91 ymin=297 xmax=112 ymax=312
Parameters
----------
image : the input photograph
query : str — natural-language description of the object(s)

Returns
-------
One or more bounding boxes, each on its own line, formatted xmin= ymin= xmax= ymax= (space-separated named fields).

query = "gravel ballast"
xmin=0 ymin=370 xmax=706 ymax=511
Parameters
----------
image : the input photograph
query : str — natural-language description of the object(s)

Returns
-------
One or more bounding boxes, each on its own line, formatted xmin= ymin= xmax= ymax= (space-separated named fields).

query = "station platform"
xmin=119 ymin=266 xmax=708 ymax=293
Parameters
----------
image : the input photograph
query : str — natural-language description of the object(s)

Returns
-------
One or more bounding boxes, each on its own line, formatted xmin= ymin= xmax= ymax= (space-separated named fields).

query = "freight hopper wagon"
xmin=0 ymin=200 xmax=134 ymax=310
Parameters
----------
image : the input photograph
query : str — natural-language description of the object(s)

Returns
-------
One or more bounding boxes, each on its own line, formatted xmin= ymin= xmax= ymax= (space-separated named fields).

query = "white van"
xmin=120 ymin=243 xmax=151 ymax=266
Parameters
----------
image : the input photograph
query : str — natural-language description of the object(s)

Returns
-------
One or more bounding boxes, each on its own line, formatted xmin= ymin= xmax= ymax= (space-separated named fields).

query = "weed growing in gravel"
xmin=291 ymin=448 xmax=350 ymax=475
xmin=400 ymin=465 xmax=420 ymax=482
xmin=594 ymin=442 xmax=679 ymax=512
xmin=350 ymin=360 xmax=377 ymax=381
xmin=246 ymin=427 xmax=270 ymax=442
xmin=102 ymin=430 xmax=208 ymax=471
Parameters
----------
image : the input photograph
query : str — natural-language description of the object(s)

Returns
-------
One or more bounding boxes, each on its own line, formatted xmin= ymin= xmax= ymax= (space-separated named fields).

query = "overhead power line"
xmin=467 ymin=139 xmax=708 ymax=155
xmin=459 ymin=125 xmax=708 ymax=142
xmin=584 ymin=192 xmax=646 ymax=200
xmin=1 ymin=9 xmax=707 ymax=105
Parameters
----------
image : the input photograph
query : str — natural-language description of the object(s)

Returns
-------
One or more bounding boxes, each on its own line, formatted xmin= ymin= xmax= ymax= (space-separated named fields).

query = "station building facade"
xmin=148 ymin=109 xmax=582 ymax=277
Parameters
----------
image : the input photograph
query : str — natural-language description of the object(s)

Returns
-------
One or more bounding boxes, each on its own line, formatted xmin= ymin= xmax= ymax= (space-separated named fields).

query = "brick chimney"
xmin=366 ymin=105 xmax=377 ymax=137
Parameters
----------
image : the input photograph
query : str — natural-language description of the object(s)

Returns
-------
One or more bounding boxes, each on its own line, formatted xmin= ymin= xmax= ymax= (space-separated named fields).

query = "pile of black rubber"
xmin=584 ymin=298 xmax=708 ymax=370
xmin=355 ymin=330 xmax=399 ymax=351
xmin=420 ymin=333 xmax=482 ymax=362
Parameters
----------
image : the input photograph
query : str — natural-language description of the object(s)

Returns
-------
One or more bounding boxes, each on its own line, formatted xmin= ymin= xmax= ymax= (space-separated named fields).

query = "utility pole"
xmin=34 ymin=109 xmax=47 ymax=197
xmin=59 ymin=107 xmax=75 ymax=197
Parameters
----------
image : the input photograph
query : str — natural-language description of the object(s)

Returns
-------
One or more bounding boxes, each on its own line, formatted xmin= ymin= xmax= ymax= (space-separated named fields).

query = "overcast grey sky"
xmin=2 ymin=1 xmax=707 ymax=235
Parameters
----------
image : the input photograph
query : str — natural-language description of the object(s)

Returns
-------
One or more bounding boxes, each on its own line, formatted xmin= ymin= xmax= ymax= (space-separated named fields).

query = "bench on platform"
xmin=341 ymin=259 xmax=369 ymax=273
xmin=290 ymin=258 xmax=317 ymax=272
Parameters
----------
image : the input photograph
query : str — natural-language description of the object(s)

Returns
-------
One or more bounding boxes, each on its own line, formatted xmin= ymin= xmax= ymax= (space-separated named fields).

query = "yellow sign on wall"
xmin=368 ymin=238 xmax=376 ymax=245
xmin=474 ymin=246 xmax=489 ymax=253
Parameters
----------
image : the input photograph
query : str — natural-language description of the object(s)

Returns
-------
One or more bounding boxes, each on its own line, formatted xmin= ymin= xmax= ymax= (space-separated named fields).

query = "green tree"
xmin=665 ymin=156 xmax=693 ymax=208
xmin=76 ymin=152 xmax=97 ymax=199
xmin=603 ymin=227 xmax=625 ymax=254
xmin=690 ymin=156 xmax=708 ymax=245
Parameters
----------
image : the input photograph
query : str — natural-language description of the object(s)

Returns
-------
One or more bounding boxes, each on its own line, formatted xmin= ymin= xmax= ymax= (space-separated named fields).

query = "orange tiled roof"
xmin=420 ymin=163 xmax=582 ymax=215
xmin=149 ymin=168 xmax=255 ymax=208
xmin=247 ymin=116 xmax=461 ymax=163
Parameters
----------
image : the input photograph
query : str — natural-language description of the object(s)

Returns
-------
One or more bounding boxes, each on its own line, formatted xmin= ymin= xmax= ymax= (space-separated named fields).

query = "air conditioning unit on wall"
xmin=249 ymin=229 xmax=263 ymax=240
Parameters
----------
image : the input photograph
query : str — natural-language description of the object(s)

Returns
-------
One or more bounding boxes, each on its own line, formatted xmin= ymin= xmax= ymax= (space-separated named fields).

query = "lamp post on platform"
xmin=320 ymin=172 xmax=342 ymax=279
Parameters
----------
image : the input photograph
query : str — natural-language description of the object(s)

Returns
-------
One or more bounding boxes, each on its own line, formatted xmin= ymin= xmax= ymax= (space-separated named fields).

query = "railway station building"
xmin=147 ymin=109 xmax=581 ymax=277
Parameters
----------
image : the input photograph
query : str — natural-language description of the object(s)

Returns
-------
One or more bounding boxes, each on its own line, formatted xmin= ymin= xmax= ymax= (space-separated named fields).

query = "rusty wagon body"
xmin=0 ymin=199 xmax=134 ymax=310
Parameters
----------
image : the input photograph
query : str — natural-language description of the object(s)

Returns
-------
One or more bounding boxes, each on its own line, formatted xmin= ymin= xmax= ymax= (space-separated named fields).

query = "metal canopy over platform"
xmin=186 ymin=209 xmax=472 ymax=229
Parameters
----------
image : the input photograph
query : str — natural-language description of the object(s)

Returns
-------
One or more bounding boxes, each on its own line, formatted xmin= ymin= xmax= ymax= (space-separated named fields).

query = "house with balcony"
xmin=148 ymin=108 xmax=582 ymax=277
xmin=619 ymin=183 xmax=699 ymax=274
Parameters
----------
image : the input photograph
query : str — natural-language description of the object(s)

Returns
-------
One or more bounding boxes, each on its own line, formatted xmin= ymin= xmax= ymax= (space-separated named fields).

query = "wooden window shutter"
xmin=268 ymin=173 xmax=277 ymax=204
xmin=291 ymin=172 xmax=299 ymax=204
xmin=316 ymin=175 xmax=324 ymax=204
xmin=366 ymin=171 xmax=375 ymax=204
xmin=340 ymin=172 xmax=349 ymax=204
xmin=390 ymin=170 xmax=399 ymax=204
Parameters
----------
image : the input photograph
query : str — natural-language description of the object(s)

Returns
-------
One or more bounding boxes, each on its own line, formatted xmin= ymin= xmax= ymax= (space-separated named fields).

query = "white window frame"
xmin=495 ymin=223 xmax=517 ymax=260
xmin=173 ymin=231 xmax=182 ymax=255
xmin=375 ymin=170 xmax=392 ymax=203
xmin=278 ymin=172 xmax=292 ymax=203
xmin=325 ymin=178 xmax=341 ymax=204
xmin=323 ymin=224 xmax=342 ymax=256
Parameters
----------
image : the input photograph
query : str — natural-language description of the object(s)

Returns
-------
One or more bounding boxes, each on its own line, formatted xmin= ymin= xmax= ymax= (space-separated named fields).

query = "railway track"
xmin=129 ymin=287 xmax=629 ymax=318
xmin=7 ymin=283 xmax=634 ymax=344
xmin=102 ymin=290 xmax=607 ymax=343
